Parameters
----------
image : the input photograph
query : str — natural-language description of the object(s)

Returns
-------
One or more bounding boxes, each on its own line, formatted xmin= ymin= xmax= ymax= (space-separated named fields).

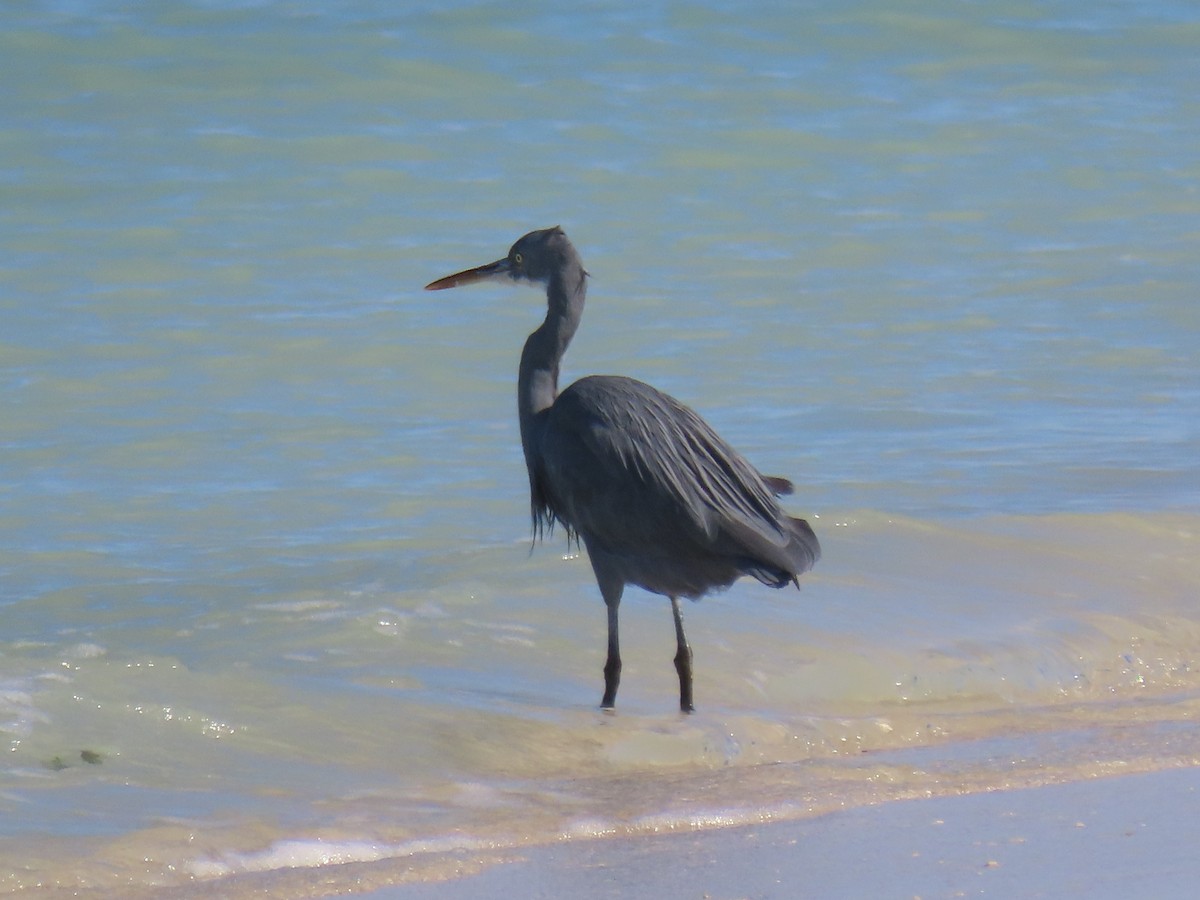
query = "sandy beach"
xmin=368 ymin=765 xmax=1200 ymax=899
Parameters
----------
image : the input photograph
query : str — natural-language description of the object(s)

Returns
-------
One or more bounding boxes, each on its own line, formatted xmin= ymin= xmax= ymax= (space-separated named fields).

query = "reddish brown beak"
xmin=425 ymin=257 xmax=512 ymax=291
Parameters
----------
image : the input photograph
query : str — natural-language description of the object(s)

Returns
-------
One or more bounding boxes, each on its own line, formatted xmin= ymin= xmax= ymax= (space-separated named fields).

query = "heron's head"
xmin=425 ymin=226 xmax=584 ymax=291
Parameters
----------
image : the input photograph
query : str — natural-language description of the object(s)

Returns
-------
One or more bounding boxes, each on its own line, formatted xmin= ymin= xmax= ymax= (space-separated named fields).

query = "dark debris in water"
xmin=43 ymin=750 xmax=104 ymax=771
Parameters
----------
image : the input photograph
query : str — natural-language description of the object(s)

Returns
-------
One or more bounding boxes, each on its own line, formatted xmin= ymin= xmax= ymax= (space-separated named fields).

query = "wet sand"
xmin=367 ymin=765 xmax=1200 ymax=899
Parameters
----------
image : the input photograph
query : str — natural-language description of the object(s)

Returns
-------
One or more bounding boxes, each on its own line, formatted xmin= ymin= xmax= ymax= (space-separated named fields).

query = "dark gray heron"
xmin=426 ymin=227 xmax=819 ymax=712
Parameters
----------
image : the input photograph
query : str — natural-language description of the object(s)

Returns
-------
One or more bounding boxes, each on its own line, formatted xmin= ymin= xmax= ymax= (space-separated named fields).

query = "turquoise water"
xmin=2 ymin=1 xmax=1198 ymax=895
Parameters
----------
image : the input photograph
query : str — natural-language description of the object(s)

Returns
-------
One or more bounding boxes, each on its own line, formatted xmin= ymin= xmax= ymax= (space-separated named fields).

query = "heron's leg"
xmin=671 ymin=596 xmax=694 ymax=713
xmin=601 ymin=597 xmax=621 ymax=709
xmin=589 ymin=550 xmax=625 ymax=710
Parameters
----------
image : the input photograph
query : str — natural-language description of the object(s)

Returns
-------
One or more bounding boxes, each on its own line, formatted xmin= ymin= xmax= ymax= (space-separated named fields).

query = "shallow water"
xmin=2 ymin=0 xmax=1198 ymax=895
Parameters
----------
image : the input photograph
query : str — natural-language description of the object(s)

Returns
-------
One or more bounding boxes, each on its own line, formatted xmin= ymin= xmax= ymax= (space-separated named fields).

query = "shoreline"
xmin=365 ymin=764 xmax=1200 ymax=899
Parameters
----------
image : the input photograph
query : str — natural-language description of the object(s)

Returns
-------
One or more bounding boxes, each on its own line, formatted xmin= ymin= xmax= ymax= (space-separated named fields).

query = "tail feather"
xmin=736 ymin=515 xmax=821 ymax=589
xmin=787 ymin=516 xmax=821 ymax=576
xmin=761 ymin=475 xmax=794 ymax=496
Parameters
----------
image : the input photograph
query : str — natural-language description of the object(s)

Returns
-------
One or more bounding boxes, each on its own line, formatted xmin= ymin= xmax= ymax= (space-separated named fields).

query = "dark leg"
xmin=601 ymin=597 xmax=621 ymax=709
xmin=588 ymin=550 xmax=624 ymax=710
xmin=585 ymin=549 xmax=624 ymax=710
xmin=670 ymin=596 xmax=694 ymax=713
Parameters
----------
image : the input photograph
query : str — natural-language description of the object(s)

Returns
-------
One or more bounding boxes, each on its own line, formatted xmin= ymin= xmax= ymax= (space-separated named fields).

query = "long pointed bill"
xmin=425 ymin=257 xmax=511 ymax=291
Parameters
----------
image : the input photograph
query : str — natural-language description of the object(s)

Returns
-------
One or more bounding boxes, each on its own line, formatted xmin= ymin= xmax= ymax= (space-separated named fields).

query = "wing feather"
xmin=538 ymin=375 xmax=790 ymax=553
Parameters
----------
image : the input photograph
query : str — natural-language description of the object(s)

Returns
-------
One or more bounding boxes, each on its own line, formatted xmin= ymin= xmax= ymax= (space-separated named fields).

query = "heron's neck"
xmin=518 ymin=268 xmax=586 ymax=442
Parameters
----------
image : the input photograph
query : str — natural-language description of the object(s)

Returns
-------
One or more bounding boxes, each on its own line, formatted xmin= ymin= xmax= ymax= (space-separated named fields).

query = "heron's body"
xmin=536 ymin=375 xmax=815 ymax=598
xmin=427 ymin=227 xmax=819 ymax=711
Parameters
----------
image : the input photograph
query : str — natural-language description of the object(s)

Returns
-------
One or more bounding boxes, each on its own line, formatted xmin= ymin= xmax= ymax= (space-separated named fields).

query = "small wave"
xmin=187 ymin=834 xmax=498 ymax=879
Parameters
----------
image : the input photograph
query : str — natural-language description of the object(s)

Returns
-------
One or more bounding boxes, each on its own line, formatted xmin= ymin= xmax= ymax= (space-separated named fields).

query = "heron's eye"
xmin=513 ymin=252 xmax=523 ymax=266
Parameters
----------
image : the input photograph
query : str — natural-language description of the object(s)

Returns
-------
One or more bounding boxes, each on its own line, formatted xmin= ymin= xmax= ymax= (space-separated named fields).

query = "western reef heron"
xmin=426 ymin=227 xmax=819 ymax=711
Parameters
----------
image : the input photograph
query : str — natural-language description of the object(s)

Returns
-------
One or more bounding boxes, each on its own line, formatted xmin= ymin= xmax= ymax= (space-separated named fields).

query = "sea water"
xmin=1 ymin=0 xmax=1198 ymax=895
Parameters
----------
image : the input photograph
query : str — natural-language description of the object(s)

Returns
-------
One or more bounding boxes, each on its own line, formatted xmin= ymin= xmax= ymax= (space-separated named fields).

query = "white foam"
xmin=0 ymin=681 xmax=49 ymax=739
xmin=64 ymin=642 xmax=107 ymax=660
xmin=188 ymin=839 xmax=395 ymax=878
xmin=187 ymin=834 xmax=496 ymax=879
